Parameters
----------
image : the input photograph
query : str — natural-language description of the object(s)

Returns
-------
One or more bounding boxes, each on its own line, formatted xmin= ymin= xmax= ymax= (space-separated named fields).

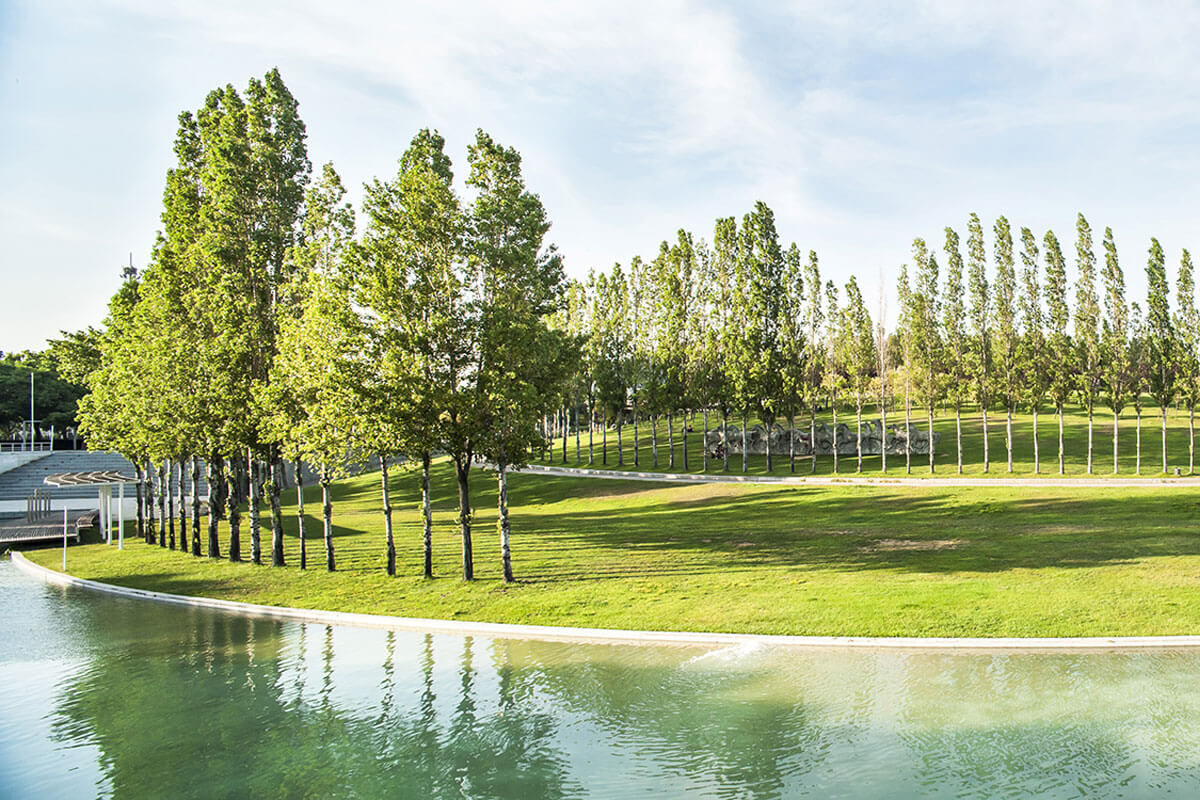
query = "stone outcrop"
xmin=704 ymin=421 xmax=940 ymax=457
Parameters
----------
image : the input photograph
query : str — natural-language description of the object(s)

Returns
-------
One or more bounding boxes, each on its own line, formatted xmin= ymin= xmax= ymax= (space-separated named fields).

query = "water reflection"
xmin=3 ymin=560 xmax=1200 ymax=798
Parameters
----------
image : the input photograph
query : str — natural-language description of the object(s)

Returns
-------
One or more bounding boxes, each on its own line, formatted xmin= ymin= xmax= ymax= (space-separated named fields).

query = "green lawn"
xmin=544 ymin=401 xmax=1200 ymax=478
xmin=20 ymin=457 xmax=1200 ymax=637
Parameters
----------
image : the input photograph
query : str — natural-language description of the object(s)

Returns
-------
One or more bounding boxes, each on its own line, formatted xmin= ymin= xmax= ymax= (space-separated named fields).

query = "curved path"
xmin=12 ymin=552 xmax=1200 ymax=652
xmin=517 ymin=462 xmax=1199 ymax=488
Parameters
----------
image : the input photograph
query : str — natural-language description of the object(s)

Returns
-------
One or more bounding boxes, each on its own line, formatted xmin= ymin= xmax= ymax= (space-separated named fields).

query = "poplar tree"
xmin=803 ymin=251 xmax=824 ymax=472
xmin=912 ymin=239 xmax=942 ymax=473
xmin=1074 ymin=214 xmax=1103 ymax=474
xmin=1018 ymin=228 xmax=1048 ymax=473
xmin=1100 ymin=228 xmax=1131 ymax=473
xmin=966 ymin=213 xmax=992 ymax=471
xmin=466 ymin=130 xmax=568 ymax=583
xmin=942 ymin=227 xmax=968 ymax=473
xmin=1130 ymin=302 xmax=1149 ymax=473
xmin=1144 ymin=237 xmax=1177 ymax=472
xmin=1043 ymin=231 xmax=1072 ymax=474
xmin=1176 ymin=249 xmax=1200 ymax=472
xmin=992 ymin=216 xmax=1019 ymax=473
xmin=779 ymin=244 xmax=806 ymax=472
xmin=351 ymin=129 xmax=461 ymax=578
xmin=839 ymin=277 xmax=877 ymax=472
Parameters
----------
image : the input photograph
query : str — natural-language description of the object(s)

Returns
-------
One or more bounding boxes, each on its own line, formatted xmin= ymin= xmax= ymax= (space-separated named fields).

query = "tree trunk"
xmin=1113 ymin=410 xmax=1119 ymax=474
xmin=575 ymin=403 xmax=581 ymax=465
xmin=810 ymin=411 xmax=817 ymax=473
xmin=742 ymin=411 xmax=749 ymax=473
xmin=904 ymin=394 xmax=910 ymax=475
xmin=269 ymin=454 xmax=284 ymax=567
xmin=295 ymin=457 xmax=306 ymax=570
xmin=681 ymin=413 xmax=688 ymax=472
xmin=928 ymin=406 xmax=935 ymax=474
xmin=177 ymin=460 xmax=188 ymax=555
xmin=652 ymin=414 xmax=659 ymax=468
xmin=227 ymin=461 xmax=241 ymax=562
xmin=191 ymin=456 xmax=201 ymax=557
xmin=160 ymin=463 xmax=169 ymax=549
xmin=856 ymin=403 xmax=863 ymax=473
xmin=134 ymin=464 xmax=145 ymax=542
xmin=1087 ymin=407 xmax=1095 ymax=475
xmin=789 ymin=412 xmax=796 ymax=473
xmin=833 ymin=402 xmax=840 ymax=474
xmin=723 ymin=409 xmax=731 ymax=472
xmin=1032 ymin=408 xmax=1039 ymax=474
xmin=422 ymin=452 xmax=433 ymax=579
xmin=1162 ymin=406 xmax=1169 ymax=473
xmin=498 ymin=455 xmax=513 ymax=583
xmin=1190 ymin=405 xmax=1195 ymax=474
xmin=145 ymin=460 xmax=156 ymax=545
xmin=602 ymin=417 xmax=608 ymax=465
xmin=588 ymin=400 xmax=595 ymax=465
xmin=381 ymin=454 xmax=395 ymax=577
xmin=207 ymin=456 xmax=222 ymax=559
xmin=561 ymin=406 xmax=568 ymax=464
xmin=982 ymin=407 xmax=990 ymax=473
xmin=1006 ymin=407 xmax=1013 ymax=473
xmin=667 ymin=412 xmax=675 ymax=470
xmin=633 ymin=405 xmax=639 ymax=467
xmin=1058 ymin=405 xmax=1065 ymax=475
xmin=703 ymin=408 xmax=709 ymax=472
xmin=248 ymin=454 xmax=261 ymax=565
xmin=617 ymin=417 xmax=624 ymax=467
xmin=454 ymin=457 xmax=473 ymax=580
xmin=763 ymin=410 xmax=772 ymax=472
xmin=1136 ymin=409 xmax=1143 ymax=474
xmin=881 ymin=397 xmax=888 ymax=474
xmin=955 ymin=406 xmax=962 ymax=475
xmin=321 ymin=465 xmax=334 ymax=571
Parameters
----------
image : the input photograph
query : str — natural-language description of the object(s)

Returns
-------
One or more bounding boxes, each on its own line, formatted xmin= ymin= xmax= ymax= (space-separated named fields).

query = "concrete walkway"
xmin=517 ymin=462 xmax=1200 ymax=488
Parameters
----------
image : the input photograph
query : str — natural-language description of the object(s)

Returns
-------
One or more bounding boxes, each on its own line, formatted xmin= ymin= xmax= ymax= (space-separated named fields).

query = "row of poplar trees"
xmin=554 ymin=210 xmax=1200 ymax=476
xmin=78 ymin=70 xmax=570 ymax=582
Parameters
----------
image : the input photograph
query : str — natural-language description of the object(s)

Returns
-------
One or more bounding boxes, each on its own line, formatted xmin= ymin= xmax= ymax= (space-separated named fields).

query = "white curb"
xmin=11 ymin=551 xmax=1200 ymax=651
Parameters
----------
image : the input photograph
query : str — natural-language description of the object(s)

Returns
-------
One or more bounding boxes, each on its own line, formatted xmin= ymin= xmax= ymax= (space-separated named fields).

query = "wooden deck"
xmin=0 ymin=512 xmax=92 ymax=546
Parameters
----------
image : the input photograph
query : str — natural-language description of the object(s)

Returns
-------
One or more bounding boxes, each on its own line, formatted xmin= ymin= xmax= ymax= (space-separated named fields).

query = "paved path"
xmin=518 ymin=463 xmax=1200 ymax=489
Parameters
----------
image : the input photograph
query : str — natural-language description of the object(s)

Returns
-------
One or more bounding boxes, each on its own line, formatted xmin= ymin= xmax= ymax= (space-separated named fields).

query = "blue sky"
xmin=3 ymin=0 xmax=1200 ymax=350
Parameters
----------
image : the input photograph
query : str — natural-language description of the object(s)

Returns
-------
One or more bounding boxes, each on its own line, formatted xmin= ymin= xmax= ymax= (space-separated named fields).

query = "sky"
xmin=3 ymin=0 xmax=1200 ymax=350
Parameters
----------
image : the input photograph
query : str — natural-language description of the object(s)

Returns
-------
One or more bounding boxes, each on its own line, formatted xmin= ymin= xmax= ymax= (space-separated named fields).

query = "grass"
xmin=542 ymin=400 xmax=1200 ymax=478
xmin=19 ymin=456 xmax=1200 ymax=637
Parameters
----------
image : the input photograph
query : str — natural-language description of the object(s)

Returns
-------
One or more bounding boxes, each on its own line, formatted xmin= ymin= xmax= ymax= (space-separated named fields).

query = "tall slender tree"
xmin=992 ymin=216 xmax=1019 ymax=473
xmin=1175 ymin=249 xmax=1200 ymax=473
xmin=1074 ymin=214 xmax=1103 ymax=474
xmin=942 ymin=228 xmax=968 ymax=473
xmin=1018 ymin=228 xmax=1048 ymax=473
xmin=966 ymin=213 xmax=992 ymax=472
xmin=1100 ymin=227 xmax=1131 ymax=473
xmin=1144 ymin=237 xmax=1177 ymax=473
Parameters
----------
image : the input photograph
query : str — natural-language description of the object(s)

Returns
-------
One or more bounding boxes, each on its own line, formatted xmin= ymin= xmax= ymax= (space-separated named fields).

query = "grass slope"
xmin=20 ymin=458 xmax=1200 ymax=637
xmin=544 ymin=401 xmax=1200 ymax=478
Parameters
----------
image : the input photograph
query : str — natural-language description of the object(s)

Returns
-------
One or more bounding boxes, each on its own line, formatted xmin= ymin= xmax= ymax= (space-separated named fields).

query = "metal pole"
xmin=98 ymin=489 xmax=105 ymax=544
xmin=28 ymin=372 xmax=33 ymax=453
xmin=62 ymin=507 xmax=68 ymax=571
xmin=118 ymin=483 xmax=125 ymax=550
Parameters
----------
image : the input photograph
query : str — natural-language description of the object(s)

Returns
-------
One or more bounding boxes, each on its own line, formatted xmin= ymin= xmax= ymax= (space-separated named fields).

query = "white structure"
xmin=43 ymin=470 xmax=138 ymax=550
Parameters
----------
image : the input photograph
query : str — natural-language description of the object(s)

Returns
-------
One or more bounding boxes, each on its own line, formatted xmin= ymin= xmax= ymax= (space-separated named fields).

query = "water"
xmin=2 ymin=559 xmax=1200 ymax=799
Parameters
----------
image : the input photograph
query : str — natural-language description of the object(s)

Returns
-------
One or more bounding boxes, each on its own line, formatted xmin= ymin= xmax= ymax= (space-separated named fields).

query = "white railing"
xmin=0 ymin=442 xmax=52 ymax=453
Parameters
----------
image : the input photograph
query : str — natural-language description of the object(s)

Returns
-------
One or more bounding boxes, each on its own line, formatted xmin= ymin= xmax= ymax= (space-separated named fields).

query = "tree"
xmin=1074 ymin=214 xmax=1103 ymax=474
xmin=803 ymin=251 xmax=824 ymax=473
xmin=352 ymin=130 xmax=462 ymax=578
xmin=1043 ymin=230 xmax=1073 ymax=474
xmin=942 ymin=227 xmax=968 ymax=473
xmin=966 ymin=213 xmax=992 ymax=472
xmin=778 ymin=244 xmax=807 ymax=472
xmin=911 ymin=238 xmax=941 ymax=473
xmin=838 ymin=277 xmax=877 ymax=472
xmin=992 ymin=216 xmax=1019 ymax=473
xmin=1144 ymin=237 xmax=1177 ymax=473
xmin=1129 ymin=302 xmax=1150 ymax=473
xmin=1100 ymin=227 xmax=1131 ymax=473
xmin=465 ymin=129 xmax=569 ymax=582
xmin=1018 ymin=228 xmax=1048 ymax=473
xmin=1175 ymin=249 xmax=1200 ymax=473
